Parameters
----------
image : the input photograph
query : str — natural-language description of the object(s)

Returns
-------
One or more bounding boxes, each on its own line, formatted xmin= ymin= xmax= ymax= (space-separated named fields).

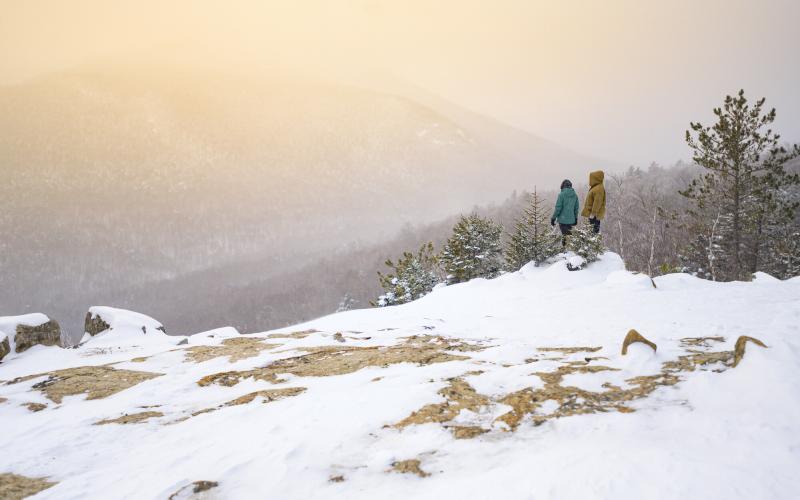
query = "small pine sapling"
xmin=566 ymin=221 xmax=605 ymax=266
xmin=441 ymin=213 xmax=504 ymax=284
xmin=375 ymin=242 xmax=442 ymax=307
xmin=505 ymin=189 xmax=561 ymax=271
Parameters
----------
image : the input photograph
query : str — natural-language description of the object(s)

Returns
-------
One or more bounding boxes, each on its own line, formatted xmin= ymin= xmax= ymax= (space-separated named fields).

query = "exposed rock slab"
xmin=265 ymin=329 xmax=318 ymax=339
xmin=225 ymin=387 xmax=306 ymax=406
xmin=190 ymin=387 xmax=307 ymax=418
xmin=9 ymin=366 xmax=162 ymax=403
xmin=22 ymin=402 xmax=47 ymax=412
xmin=538 ymin=346 xmax=602 ymax=354
xmin=0 ymin=473 xmax=56 ymax=499
xmin=394 ymin=377 xmax=489 ymax=439
xmin=197 ymin=336 xmax=480 ymax=388
xmin=390 ymin=459 xmax=430 ymax=478
xmin=183 ymin=337 xmax=279 ymax=363
xmin=95 ymin=411 xmax=164 ymax=425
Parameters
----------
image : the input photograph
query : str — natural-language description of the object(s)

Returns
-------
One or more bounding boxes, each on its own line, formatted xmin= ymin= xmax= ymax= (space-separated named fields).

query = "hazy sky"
xmin=2 ymin=0 xmax=798 ymax=165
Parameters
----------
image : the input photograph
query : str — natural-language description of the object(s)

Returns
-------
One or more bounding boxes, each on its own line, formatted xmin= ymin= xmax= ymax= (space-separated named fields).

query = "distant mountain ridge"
xmin=0 ymin=61 xmax=607 ymax=336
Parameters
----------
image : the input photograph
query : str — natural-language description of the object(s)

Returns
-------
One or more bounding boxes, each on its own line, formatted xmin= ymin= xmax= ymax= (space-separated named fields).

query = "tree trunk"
xmin=648 ymin=207 xmax=658 ymax=277
xmin=752 ymin=217 xmax=762 ymax=274
xmin=733 ymin=171 xmax=742 ymax=280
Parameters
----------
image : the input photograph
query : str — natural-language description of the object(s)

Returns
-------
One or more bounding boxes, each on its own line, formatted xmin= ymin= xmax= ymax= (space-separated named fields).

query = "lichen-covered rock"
xmin=14 ymin=320 xmax=62 ymax=353
xmin=0 ymin=336 xmax=9 ymax=362
xmin=84 ymin=311 xmax=111 ymax=337
xmin=9 ymin=365 xmax=163 ymax=403
xmin=0 ymin=473 xmax=56 ymax=499
xmin=0 ymin=314 xmax=62 ymax=359
xmin=197 ymin=336 xmax=481 ymax=388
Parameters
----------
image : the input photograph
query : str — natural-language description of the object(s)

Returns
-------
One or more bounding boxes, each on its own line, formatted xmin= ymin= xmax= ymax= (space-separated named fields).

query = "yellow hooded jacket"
xmin=580 ymin=170 xmax=606 ymax=220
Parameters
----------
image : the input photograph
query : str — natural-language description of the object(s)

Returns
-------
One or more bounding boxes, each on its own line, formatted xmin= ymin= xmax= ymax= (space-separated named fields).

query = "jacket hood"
xmin=589 ymin=170 xmax=604 ymax=187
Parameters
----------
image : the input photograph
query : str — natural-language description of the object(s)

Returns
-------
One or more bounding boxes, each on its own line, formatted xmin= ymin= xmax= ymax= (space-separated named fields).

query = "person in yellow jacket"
xmin=580 ymin=170 xmax=606 ymax=233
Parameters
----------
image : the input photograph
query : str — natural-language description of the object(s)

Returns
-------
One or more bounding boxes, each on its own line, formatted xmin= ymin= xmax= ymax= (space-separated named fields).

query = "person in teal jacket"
xmin=550 ymin=179 xmax=580 ymax=247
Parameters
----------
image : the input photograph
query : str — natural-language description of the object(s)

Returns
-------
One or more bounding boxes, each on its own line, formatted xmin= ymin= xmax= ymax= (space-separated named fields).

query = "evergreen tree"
xmin=762 ymin=224 xmax=800 ymax=278
xmin=679 ymin=177 xmax=730 ymax=281
xmin=681 ymin=90 xmax=800 ymax=281
xmin=505 ymin=189 xmax=560 ymax=270
xmin=374 ymin=242 xmax=441 ymax=307
xmin=566 ymin=221 xmax=605 ymax=264
xmin=758 ymin=182 xmax=800 ymax=278
xmin=441 ymin=213 xmax=503 ymax=284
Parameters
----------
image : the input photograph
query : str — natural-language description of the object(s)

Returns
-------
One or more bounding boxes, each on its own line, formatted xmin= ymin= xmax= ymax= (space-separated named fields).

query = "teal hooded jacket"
xmin=552 ymin=187 xmax=579 ymax=225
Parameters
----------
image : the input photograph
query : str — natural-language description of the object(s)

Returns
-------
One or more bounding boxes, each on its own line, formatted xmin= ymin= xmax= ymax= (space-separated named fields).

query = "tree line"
xmin=374 ymin=91 xmax=800 ymax=307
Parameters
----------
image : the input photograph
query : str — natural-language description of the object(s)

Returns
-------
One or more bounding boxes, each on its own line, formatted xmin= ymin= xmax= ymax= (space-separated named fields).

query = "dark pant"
xmin=559 ymin=223 xmax=575 ymax=247
xmin=589 ymin=217 xmax=601 ymax=234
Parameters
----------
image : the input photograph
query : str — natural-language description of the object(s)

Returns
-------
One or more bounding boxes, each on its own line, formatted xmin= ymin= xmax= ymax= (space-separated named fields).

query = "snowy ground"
xmin=1 ymin=253 xmax=799 ymax=499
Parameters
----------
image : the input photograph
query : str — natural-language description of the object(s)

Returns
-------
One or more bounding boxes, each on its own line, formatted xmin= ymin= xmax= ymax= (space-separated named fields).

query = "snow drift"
xmin=0 ymin=253 xmax=798 ymax=499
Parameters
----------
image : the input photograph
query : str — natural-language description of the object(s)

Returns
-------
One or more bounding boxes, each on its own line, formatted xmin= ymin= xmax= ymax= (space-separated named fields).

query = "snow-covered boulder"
xmin=0 ymin=313 xmax=62 ymax=361
xmin=82 ymin=307 xmax=166 ymax=343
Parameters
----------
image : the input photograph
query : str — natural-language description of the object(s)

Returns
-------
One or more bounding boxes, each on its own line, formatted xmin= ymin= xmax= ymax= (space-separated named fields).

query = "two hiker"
xmin=550 ymin=170 xmax=606 ymax=245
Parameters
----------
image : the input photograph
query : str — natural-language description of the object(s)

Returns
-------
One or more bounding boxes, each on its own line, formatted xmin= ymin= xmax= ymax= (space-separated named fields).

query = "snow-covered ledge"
xmin=82 ymin=306 xmax=167 ymax=344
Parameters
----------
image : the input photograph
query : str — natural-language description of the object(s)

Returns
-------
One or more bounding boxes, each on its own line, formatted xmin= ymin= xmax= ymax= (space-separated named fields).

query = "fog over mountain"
xmin=0 ymin=62 xmax=604 ymax=340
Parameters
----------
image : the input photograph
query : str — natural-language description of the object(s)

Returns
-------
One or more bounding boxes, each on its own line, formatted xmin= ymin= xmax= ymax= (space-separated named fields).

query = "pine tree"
xmin=374 ymin=242 xmax=441 ymax=307
xmin=505 ymin=189 xmax=560 ymax=270
xmin=758 ymin=182 xmax=800 ymax=278
xmin=681 ymin=90 xmax=800 ymax=281
xmin=566 ymin=221 xmax=605 ymax=264
xmin=762 ymin=225 xmax=800 ymax=278
xmin=679 ymin=176 xmax=732 ymax=281
xmin=440 ymin=213 xmax=503 ymax=284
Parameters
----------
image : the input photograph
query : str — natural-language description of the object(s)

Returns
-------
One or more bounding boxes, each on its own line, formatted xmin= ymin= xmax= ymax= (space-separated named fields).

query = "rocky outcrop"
xmin=0 ymin=314 xmax=62 ymax=360
xmin=0 ymin=336 xmax=9 ymax=361
xmin=733 ymin=335 xmax=767 ymax=367
xmin=83 ymin=306 xmax=166 ymax=339
xmin=621 ymin=329 xmax=657 ymax=355
xmin=14 ymin=320 xmax=62 ymax=353
xmin=84 ymin=312 xmax=111 ymax=337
